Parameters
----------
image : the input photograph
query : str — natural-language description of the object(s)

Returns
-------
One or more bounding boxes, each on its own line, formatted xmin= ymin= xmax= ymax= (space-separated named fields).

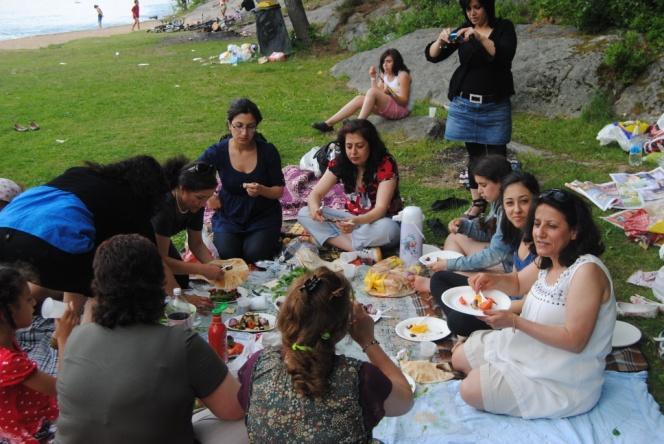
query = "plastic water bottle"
xmin=398 ymin=206 xmax=424 ymax=267
xmin=629 ymin=124 xmax=643 ymax=167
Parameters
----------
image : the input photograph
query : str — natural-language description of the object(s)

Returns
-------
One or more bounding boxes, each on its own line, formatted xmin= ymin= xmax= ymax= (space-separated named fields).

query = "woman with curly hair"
xmin=153 ymin=157 xmax=224 ymax=289
xmin=238 ymin=267 xmax=413 ymax=442
xmin=0 ymin=155 xmax=169 ymax=314
xmin=312 ymin=48 xmax=413 ymax=133
xmin=200 ymin=98 xmax=285 ymax=263
xmin=453 ymin=190 xmax=616 ymax=418
xmin=56 ymin=234 xmax=244 ymax=442
xmin=298 ymin=119 xmax=403 ymax=255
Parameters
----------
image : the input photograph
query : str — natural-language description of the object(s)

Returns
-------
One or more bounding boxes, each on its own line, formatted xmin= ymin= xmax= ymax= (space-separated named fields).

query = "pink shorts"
xmin=377 ymin=97 xmax=410 ymax=120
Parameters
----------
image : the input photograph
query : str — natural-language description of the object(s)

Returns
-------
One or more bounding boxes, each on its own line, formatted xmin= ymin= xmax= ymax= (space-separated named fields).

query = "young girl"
xmin=238 ymin=267 xmax=413 ymax=442
xmin=0 ymin=266 xmax=77 ymax=444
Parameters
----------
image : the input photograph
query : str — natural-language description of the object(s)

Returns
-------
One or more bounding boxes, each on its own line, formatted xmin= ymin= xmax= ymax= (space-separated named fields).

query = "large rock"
xmin=331 ymin=25 xmax=662 ymax=119
xmin=614 ymin=56 xmax=664 ymax=121
xmin=367 ymin=115 xmax=444 ymax=140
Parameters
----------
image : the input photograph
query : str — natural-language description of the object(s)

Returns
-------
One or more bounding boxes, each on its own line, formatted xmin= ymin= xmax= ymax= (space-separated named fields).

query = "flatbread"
xmin=205 ymin=258 xmax=249 ymax=290
xmin=401 ymin=360 xmax=455 ymax=384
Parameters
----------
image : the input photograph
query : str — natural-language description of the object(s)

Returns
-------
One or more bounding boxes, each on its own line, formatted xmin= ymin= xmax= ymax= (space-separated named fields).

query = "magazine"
xmin=565 ymin=180 xmax=621 ymax=211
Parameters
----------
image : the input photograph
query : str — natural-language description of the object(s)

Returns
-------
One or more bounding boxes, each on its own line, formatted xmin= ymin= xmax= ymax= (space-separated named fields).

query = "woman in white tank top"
xmin=451 ymin=189 xmax=616 ymax=418
xmin=312 ymin=48 xmax=413 ymax=133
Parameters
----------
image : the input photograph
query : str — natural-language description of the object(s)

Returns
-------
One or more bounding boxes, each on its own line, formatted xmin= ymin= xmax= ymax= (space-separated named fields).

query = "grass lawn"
xmin=0 ymin=31 xmax=662 ymax=406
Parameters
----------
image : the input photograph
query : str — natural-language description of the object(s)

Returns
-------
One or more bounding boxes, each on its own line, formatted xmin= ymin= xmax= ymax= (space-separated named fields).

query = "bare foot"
xmin=413 ymin=276 xmax=431 ymax=293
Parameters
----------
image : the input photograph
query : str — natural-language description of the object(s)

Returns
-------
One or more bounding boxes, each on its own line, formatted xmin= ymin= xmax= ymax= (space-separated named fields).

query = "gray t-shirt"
xmin=55 ymin=323 xmax=227 ymax=444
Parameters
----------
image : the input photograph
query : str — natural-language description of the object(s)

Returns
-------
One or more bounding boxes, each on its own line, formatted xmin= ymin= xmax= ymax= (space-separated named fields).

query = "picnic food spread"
xmin=206 ymin=258 xmax=250 ymax=290
xmin=364 ymin=257 xmax=415 ymax=297
xmin=209 ymin=288 xmax=241 ymax=303
xmin=408 ymin=323 xmax=429 ymax=335
xmin=459 ymin=292 xmax=495 ymax=310
xmin=227 ymin=336 xmax=245 ymax=358
xmin=401 ymin=360 xmax=455 ymax=384
xmin=227 ymin=312 xmax=272 ymax=332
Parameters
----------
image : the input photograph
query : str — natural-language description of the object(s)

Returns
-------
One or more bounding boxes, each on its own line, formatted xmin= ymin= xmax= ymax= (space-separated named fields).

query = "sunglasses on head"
xmin=539 ymin=189 xmax=570 ymax=203
xmin=184 ymin=163 xmax=214 ymax=174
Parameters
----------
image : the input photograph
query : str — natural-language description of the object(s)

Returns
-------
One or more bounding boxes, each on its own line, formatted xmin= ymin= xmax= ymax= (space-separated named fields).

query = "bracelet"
xmin=512 ymin=313 xmax=518 ymax=333
xmin=362 ymin=339 xmax=380 ymax=353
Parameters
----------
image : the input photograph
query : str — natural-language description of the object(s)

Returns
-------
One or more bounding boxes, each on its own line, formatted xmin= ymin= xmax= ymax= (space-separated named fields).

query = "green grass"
xmin=0 ymin=31 xmax=662 ymax=406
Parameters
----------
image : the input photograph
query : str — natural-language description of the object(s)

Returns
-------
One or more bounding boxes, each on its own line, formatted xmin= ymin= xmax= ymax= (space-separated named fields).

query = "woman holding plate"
xmin=298 ymin=119 xmax=402 ymax=254
xmin=429 ymin=171 xmax=539 ymax=336
xmin=451 ymin=190 xmax=616 ymax=418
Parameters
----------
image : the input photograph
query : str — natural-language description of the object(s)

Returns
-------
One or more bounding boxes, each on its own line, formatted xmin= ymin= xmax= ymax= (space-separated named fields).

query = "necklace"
xmin=174 ymin=190 xmax=189 ymax=214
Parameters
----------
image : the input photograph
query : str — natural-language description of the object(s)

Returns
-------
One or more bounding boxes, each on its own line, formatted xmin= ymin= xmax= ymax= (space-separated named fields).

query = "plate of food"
xmin=193 ymin=258 xmax=249 ymax=291
xmin=209 ymin=288 xmax=241 ymax=304
xmin=395 ymin=316 xmax=451 ymax=342
xmin=364 ymin=257 xmax=414 ymax=298
xmin=419 ymin=250 xmax=464 ymax=266
xmin=226 ymin=312 xmax=276 ymax=333
xmin=441 ymin=286 xmax=511 ymax=317
xmin=226 ymin=335 xmax=245 ymax=359
xmin=612 ymin=320 xmax=642 ymax=348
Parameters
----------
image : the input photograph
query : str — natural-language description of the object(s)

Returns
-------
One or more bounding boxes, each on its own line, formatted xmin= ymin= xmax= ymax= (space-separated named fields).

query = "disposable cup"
xmin=250 ymin=294 xmax=268 ymax=311
xmin=41 ymin=297 xmax=67 ymax=319
xmin=418 ymin=341 xmax=437 ymax=360
xmin=428 ymin=107 xmax=437 ymax=118
xmin=167 ymin=311 xmax=190 ymax=327
xmin=237 ymin=297 xmax=251 ymax=315
xmin=341 ymin=262 xmax=356 ymax=280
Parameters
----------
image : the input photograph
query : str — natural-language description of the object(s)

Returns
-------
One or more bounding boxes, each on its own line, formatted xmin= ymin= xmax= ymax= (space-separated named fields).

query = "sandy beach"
xmin=0 ymin=21 xmax=161 ymax=51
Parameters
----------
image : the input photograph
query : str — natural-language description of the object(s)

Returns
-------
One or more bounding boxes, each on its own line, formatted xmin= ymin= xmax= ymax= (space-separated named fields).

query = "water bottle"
xmin=629 ymin=124 xmax=643 ymax=167
xmin=165 ymin=288 xmax=193 ymax=327
xmin=398 ymin=206 xmax=424 ymax=267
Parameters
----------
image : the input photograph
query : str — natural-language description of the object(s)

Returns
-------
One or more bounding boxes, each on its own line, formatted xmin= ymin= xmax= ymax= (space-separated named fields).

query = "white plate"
xmin=226 ymin=313 xmax=276 ymax=333
xmin=395 ymin=316 xmax=451 ymax=342
xmin=612 ymin=320 xmax=642 ymax=347
xmin=440 ymin=286 xmax=511 ymax=317
xmin=422 ymin=244 xmax=441 ymax=255
xmin=419 ymin=250 xmax=464 ymax=266
xmin=404 ymin=372 xmax=416 ymax=393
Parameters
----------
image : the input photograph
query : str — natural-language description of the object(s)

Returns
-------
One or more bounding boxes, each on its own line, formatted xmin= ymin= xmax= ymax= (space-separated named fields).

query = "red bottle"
xmin=208 ymin=305 xmax=228 ymax=363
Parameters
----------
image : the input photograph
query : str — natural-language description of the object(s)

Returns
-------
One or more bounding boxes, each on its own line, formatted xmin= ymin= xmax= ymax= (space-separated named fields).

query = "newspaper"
xmin=565 ymin=180 xmax=622 ymax=211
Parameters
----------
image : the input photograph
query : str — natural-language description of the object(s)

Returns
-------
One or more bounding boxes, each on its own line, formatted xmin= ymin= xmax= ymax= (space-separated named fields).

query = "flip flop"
xmin=14 ymin=123 xmax=29 ymax=132
xmin=431 ymin=197 xmax=469 ymax=211
xmin=29 ymin=121 xmax=40 ymax=131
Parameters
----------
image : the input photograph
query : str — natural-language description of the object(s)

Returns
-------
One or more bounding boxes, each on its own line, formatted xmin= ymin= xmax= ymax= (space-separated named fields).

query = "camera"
xmin=449 ymin=31 xmax=460 ymax=43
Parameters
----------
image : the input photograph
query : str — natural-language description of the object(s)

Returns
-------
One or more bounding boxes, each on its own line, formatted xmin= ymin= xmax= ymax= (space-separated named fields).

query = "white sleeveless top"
xmin=382 ymin=72 xmax=413 ymax=111
xmin=483 ymin=255 xmax=617 ymax=418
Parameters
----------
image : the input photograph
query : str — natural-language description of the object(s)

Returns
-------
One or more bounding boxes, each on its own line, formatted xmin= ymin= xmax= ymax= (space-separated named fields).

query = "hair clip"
xmin=300 ymin=276 xmax=321 ymax=294
xmin=291 ymin=342 xmax=313 ymax=352
xmin=320 ymin=331 xmax=331 ymax=340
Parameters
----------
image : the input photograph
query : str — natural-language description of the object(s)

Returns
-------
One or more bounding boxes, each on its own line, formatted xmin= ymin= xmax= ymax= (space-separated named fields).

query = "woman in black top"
xmin=152 ymin=157 xmax=225 ymax=289
xmin=425 ymin=0 xmax=517 ymax=218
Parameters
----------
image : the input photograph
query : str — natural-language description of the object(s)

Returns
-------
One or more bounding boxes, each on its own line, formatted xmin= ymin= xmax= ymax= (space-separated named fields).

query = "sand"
xmin=0 ymin=21 xmax=162 ymax=51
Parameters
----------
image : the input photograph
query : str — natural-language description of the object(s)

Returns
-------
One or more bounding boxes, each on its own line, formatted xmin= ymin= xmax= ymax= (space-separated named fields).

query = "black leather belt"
xmin=459 ymin=92 xmax=499 ymax=104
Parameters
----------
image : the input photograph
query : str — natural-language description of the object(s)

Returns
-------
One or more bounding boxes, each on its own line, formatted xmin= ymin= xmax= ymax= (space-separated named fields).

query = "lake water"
xmin=0 ymin=0 xmax=179 ymax=41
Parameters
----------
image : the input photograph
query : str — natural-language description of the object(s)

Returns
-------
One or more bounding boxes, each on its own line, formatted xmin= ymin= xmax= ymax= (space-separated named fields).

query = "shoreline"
xmin=0 ymin=20 xmax=161 ymax=51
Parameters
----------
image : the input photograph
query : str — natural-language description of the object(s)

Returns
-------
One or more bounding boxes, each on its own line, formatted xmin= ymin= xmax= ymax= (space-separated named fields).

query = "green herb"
xmin=273 ymin=267 xmax=308 ymax=298
xmin=612 ymin=428 xmax=621 ymax=436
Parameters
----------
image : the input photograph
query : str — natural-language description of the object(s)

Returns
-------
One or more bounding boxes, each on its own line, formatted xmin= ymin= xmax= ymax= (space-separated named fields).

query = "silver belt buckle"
xmin=469 ymin=93 xmax=483 ymax=104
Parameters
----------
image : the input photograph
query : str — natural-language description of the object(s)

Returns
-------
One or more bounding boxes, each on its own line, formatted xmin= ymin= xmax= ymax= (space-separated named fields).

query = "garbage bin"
xmin=255 ymin=3 xmax=292 ymax=56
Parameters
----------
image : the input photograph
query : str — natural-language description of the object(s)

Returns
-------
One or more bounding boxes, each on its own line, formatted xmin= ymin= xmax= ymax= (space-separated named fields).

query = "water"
xmin=0 ymin=0 xmax=179 ymax=41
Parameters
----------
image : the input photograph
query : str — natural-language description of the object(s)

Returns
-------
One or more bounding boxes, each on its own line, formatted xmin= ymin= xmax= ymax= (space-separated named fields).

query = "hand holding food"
xmin=468 ymin=272 xmax=494 ymax=294
xmin=243 ymin=182 xmax=262 ymax=197
xmin=336 ymin=219 xmax=356 ymax=234
xmin=200 ymin=264 xmax=225 ymax=282
xmin=349 ymin=302 xmax=375 ymax=346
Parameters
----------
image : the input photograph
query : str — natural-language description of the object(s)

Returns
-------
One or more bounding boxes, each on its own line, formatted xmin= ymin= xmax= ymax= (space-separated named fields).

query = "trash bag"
xmin=597 ymin=120 xmax=650 ymax=152
xmin=255 ymin=5 xmax=292 ymax=56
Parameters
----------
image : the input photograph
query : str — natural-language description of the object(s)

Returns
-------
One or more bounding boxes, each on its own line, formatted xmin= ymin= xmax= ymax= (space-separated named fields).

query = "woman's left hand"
xmin=481 ymin=310 xmax=515 ymax=330
xmin=243 ymin=182 xmax=262 ymax=197
xmin=336 ymin=218 xmax=356 ymax=234
xmin=456 ymin=26 xmax=481 ymax=43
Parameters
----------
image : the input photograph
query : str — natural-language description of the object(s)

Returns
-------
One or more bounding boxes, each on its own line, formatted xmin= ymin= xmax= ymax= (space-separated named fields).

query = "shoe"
xmin=29 ymin=121 xmax=40 ymax=131
xmin=312 ymin=121 xmax=334 ymax=133
xmin=14 ymin=123 xmax=28 ymax=132
xmin=426 ymin=218 xmax=449 ymax=237
xmin=462 ymin=198 xmax=486 ymax=219
xmin=431 ymin=197 xmax=469 ymax=211
xmin=356 ymin=247 xmax=382 ymax=263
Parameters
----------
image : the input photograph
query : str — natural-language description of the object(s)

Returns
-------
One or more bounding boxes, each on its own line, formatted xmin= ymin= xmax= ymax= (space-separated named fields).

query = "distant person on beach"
xmin=131 ymin=0 xmax=140 ymax=31
xmin=94 ymin=5 xmax=103 ymax=29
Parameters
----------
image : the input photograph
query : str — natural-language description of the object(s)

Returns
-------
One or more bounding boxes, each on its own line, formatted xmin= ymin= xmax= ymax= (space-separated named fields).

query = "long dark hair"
xmin=331 ymin=119 xmax=393 ymax=194
xmin=524 ymin=189 xmax=604 ymax=269
xmin=459 ymin=0 xmax=497 ymax=27
xmin=0 ymin=265 xmax=29 ymax=331
xmin=379 ymin=48 xmax=410 ymax=75
xmin=85 ymin=155 xmax=168 ymax=214
xmin=162 ymin=156 xmax=217 ymax=192
xmin=500 ymin=171 xmax=540 ymax=248
xmin=279 ymin=267 xmax=352 ymax=397
xmin=92 ymin=234 xmax=166 ymax=328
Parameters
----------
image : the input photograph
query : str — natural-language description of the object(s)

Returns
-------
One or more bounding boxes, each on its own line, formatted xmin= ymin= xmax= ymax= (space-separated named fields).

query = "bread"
xmin=401 ymin=360 xmax=455 ymax=384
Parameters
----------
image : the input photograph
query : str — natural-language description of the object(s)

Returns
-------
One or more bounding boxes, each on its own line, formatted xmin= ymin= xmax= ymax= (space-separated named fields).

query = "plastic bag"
xmin=299 ymin=146 xmax=322 ymax=177
xmin=597 ymin=120 xmax=650 ymax=152
xmin=652 ymin=266 xmax=664 ymax=303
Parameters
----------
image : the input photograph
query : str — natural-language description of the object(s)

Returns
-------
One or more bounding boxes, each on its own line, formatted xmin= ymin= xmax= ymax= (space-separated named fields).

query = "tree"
xmin=284 ymin=0 xmax=311 ymax=46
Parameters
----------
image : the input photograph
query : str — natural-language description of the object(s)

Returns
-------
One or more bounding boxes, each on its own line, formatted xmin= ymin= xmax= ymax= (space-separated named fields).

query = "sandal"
xmin=29 ymin=121 xmax=40 ymax=131
xmin=463 ymin=198 xmax=486 ymax=219
xmin=14 ymin=123 xmax=28 ymax=132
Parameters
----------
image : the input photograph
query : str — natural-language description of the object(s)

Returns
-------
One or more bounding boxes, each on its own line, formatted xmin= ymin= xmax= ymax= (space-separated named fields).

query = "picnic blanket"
xmin=374 ymin=370 xmax=664 ymax=444
xmin=16 ymin=315 xmax=57 ymax=376
xmin=280 ymin=165 xmax=346 ymax=220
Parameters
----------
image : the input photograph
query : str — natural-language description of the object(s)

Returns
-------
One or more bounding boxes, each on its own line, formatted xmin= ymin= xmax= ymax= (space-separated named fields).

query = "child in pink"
xmin=0 ymin=266 xmax=78 ymax=444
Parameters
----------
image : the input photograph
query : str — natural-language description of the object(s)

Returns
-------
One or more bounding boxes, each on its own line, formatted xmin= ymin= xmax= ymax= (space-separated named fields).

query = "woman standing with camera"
xmin=425 ymin=0 xmax=517 ymax=219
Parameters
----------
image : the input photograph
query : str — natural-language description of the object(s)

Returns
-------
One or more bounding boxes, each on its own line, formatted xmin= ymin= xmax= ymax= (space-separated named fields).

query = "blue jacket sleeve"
xmin=447 ymin=214 xmax=514 ymax=272
xmin=457 ymin=217 xmax=493 ymax=243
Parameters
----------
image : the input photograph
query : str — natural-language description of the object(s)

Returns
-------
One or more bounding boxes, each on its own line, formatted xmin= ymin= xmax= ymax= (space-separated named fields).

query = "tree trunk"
xmin=284 ymin=0 xmax=311 ymax=46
